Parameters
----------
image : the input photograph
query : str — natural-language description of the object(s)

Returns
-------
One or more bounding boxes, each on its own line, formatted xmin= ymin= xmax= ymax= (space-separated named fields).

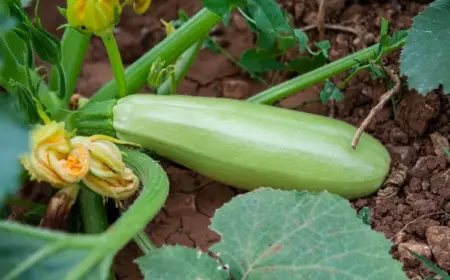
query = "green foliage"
xmin=320 ymin=80 xmax=344 ymax=104
xmin=240 ymin=48 xmax=284 ymax=72
xmin=357 ymin=206 xmax=372 ymax=225
xmin=400 ymin=0 xmax=450 ymax=95
xmin=137 ymin=188 xmax=408 ymax=279
xmin=200 ymin=0 xmax=246 ymax=25
xmin=0 ymin=94 xmax=29 ymax=208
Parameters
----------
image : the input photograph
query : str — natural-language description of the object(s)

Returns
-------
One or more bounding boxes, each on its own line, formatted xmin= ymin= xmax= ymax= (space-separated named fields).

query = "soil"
xmin=23 ymin=0 xmax=450 ymax=279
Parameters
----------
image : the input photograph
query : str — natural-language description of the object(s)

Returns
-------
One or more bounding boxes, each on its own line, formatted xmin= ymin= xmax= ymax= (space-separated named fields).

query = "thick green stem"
xmin=78 ymin=187 xmax=109 ymax=234
xmin=91 ymin=8 xmax=221 ymax=102
xmin=102 ymin=32 xmax=127 ymax=98
xmin=247 ymin=36 xmax=407 ymax=105
xmin=49 ymin=28 xmax=91 ymax=101
xmin=157 ymin=39 xmax=203 ymax=95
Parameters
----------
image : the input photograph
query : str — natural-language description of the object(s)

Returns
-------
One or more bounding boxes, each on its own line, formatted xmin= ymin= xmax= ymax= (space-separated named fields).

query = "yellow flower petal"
xmin=48 ymin=145 xmax=90 ymax=183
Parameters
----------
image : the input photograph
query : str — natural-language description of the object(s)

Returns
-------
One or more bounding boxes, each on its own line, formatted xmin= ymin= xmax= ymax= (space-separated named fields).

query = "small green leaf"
xmin=320 ymin=80 xmax=344 ymax=103
xmin=357 ymin=206 xmax=372 ymax=225
xmin=444 ymin=148 xmax=450 ymax=158
xmin=285 ymin=53 xmax=327 ymax=74
xmin=380 ymin=17 xmax=389 ymax=48
xmin=136 ymin=245 xmax=229 ymax=279
xmin=369 ymin=64 xmax=386 ymax=80
xmin=0 ymin=94 xmax=29 ymax=207
xmin=200 ymin=0 xmax=246 ymax=25
xmin=314 ymin=40 xmax=331 ymax=59
xmin=276 ymin=33 xmax=295 ymax=51
xmin=294 ymin=28 xmax=308 ymax=53
xmin=240 ymin=48 xmax=284 ymax=72
xmin=409 ymin=250 xmax=450 ymax=280
xmin=400 ymin=0 xmax=450 ymax=95
xmin=202 ymin=38 xmax=220 ymax=54
xmin=246 ymin=0 xmax=293 ymax=48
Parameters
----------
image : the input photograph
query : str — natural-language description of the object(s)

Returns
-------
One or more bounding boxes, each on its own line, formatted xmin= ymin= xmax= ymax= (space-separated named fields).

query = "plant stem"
xmin=134 ymin=230 xmax=156 ymax=254
xmin=247 ymin=36 xmax=407 ymax=105
xmin=91 ymin=8 xmax=221 ymax=102
xmin=78 ymin=187 xmax=109 ymax=234
xmin=49 ymin=28 xmax=91 ymax=102
xmin=101 ymin=32 xmax=127 ymax=98
xmin=157 ymin=39 xmax=203 ymax=95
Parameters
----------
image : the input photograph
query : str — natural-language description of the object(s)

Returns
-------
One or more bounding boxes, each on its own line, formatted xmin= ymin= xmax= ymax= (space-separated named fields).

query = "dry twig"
xmin=317 ymin=0 xmax=327 ymax=41
xmin=302 ymin=23 xmax=362 ymax=38
xmin=389 ymin=212 xmax=444 ymax=242
xmin=351 ymin=67 xmax=400 ymax=149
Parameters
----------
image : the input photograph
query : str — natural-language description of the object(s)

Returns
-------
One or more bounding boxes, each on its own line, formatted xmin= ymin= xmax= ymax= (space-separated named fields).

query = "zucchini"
xmin=76 ymin=94 xmax=391 ymax=199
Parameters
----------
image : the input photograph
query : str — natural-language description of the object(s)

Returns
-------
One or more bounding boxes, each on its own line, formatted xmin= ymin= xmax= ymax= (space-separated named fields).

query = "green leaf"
xmin=202 ymin=38 xmax=220 ymax=54
xmin=285 ymin=53 xmax=327 ymax=74
xmin=368 ymin=63 xmax=387 ymax=80
xmin=240 ymin=48 xmax=284 ymax=72
xmin=409 ymin=250 xmax=450 ymax=280
xmin=136 ymin=245 xmax=229 ymax=279
xmin=380 ymin=17 xmax=389 ymax=49
xmin=314 ymin=40 xmax=331 ymax=59
xmin=294 ymin=29 xmax=308 ymax=53
xmin=246 ymin=0 xmax=293 ymax=49
xmin=400 ymin=0 xmax=450 ymax=95
xmin=320 ymin=80 xmax=344 ymax=103
xmin=0 ymin=148 xmax=169 ymax=280
xmin=357 ymin=206 xmax=372 ymax=225
xmin=200 ymin=0 xmax=246 ymax=25
xmin=0 ymin=94 xmax=29 ymax=206
xmin=141 ymin=189 xmax=408 ymax=279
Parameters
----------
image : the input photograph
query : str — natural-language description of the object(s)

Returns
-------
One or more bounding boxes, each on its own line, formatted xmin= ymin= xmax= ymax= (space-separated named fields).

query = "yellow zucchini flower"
xmin=20 ymin=122 xmax=90 ymax=188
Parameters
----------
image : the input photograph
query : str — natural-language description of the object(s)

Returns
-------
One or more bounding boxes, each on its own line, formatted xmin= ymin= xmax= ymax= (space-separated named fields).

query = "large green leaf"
xmin=0 ymin=148 xmax=169 ymax=280
xmin=400 ymin=0 xmax=450 ymax=95
xmin=137 ymin=245 xmax=229 ymax=279
xmin=0 ymin=94 xmax=29 ymax=206
xmin=137 ymin=188 xmax=408 ymax=279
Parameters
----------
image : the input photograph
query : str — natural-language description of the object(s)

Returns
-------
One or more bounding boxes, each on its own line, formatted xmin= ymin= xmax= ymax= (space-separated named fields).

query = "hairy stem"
xmin=78 ymin=187 xmax=109 ymax=234
xmin=247 ymin=35 xmax=406 ymax=105
xmin=102 ymin=32 xmax=127 ymax=98
xmin=49 ymin=28 xmax=91 ymax=102
xmin=91 ymin=8 xmax=220 ymax=102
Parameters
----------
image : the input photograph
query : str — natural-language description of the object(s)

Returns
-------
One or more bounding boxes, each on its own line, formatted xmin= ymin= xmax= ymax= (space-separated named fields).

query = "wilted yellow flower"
xmin=122 ymin=0 xmax=151 ymax=14
xmin=71 ymin=136 xmax=140 ymax=200
xmin=20 ymin=122 xmax=90 ymax=187
xmin=66 ymin=0 xmax=122 ymax=36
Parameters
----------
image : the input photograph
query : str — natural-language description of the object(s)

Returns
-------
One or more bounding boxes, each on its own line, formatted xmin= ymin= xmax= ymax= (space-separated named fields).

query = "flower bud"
xmin=66 ymin=0 xmax=122 ymax=36
xmin=132 ymin=0 xmax=151 ymax=15
xmin=83 ymin=167 xmax=139 ymax=200
xmin=71 ymin=136 xmax=140 ymax=200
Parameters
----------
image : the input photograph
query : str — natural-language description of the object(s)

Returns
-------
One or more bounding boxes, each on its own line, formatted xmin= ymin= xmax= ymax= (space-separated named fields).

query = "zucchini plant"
xmin=0 ymin=0 xmax=445 ymax=279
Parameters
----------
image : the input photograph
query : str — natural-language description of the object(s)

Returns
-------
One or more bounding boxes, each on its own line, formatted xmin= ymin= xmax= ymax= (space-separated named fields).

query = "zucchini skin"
xmin=113 ymin=94 xmax=391 ymax=199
